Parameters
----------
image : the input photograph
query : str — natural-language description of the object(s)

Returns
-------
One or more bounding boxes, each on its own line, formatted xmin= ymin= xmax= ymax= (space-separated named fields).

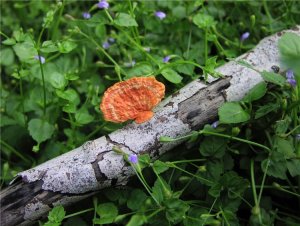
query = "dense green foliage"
xmin=1 ymin=1 xmax=300 ymax=225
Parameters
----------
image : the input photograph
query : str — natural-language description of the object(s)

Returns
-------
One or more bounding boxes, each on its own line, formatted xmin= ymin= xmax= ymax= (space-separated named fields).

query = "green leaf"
xmin=165 ymin=198 xmax=190 ymax=224
xmin=260 ymin=71 xmax=286 ymax=86
xmin=96 ymin=202 xmax=118 ymax=224
xmin=275 ymin=117 xmax=291 ymax=134
xmin=184 ymin=208 xmax=210 ymax=226
xmin=127 ymin=189 xmax=148 ymax=211
xmin=49 ymin=71 xmax=67 ymax=89
xmin=274 ymin=137 xmax=295 ymax=158
xmin=161 ymin=68 xmax=183 ymax=84
xmin=126 ymin=63 xmax=153 ymax=78
xmin=176 ymin=64 xmax=194 ymax=76
xmin=254 ymin=103 xmax=280 ymax=119
xmin=219 ymin=171 xmax=249 ymax=199
xmin=0 ymin=48 xmax=15 ymax=66
xmin=262 ymin=154 xmax=287 ymax=179
xmin=57 ymin=40 xmax=77 ymax=53
xmin=200 ymin=136 xmax=227 ymax=158
xmin=126 ymin=214 xmax=147 ymax=226
xmin=28 ymin=119 xmax=55 ymax=145
xmin=222 ymin=210 xmax=239 ymax=226
xmin=287 ymin=159 xmax=300 ymax=177
xmin=13 ymin=41 xmax=37 ymax=63
xmin=41 ymin=40 xmax=59 ymax=53
xmin=193 ymin=13 xmax=215 ymax=29
xmin=48 ymin=205 xmax=65 ymax=223
xmin=75 ymin=107 xmax=94 ymax=125
xmin=2 ymin=38 xmax=16 ymax=45
xmin=114 ymin=13 xmax=138 ymax=27
xmin=153 ymin=160 xmax=169 ymax=174
xmin=152 ymin=178 xmax=172 ymax=204
xmin=278 ymin=33 xmax=300 ymax=75
xmin=242 ymin=82 xmax=267 ymax=103
xmin=56 ymin=89 xmax=79 ymax=103
xmin=138 ymin=154 xmax=151 ymax=169
xmin=172 ymin=6 xmax=186 ymax=19
xmin=219 ymin=102 xmax=250 ymax=123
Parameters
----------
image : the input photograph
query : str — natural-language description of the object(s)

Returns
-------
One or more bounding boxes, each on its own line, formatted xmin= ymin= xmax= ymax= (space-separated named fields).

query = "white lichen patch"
xmin=98 ymin=152 xmax=125 ymax=179
xmin=24 ymin=201 xmax=51 ymax=221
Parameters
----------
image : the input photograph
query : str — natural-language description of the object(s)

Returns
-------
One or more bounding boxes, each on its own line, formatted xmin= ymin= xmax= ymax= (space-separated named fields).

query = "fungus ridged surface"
xmin=100 ymin=77 xmax=165 ymax=124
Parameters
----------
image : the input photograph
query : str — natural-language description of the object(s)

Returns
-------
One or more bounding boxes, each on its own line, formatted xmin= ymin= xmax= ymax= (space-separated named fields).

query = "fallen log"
xmin=1 ymin=26 xmax=299 ymax=226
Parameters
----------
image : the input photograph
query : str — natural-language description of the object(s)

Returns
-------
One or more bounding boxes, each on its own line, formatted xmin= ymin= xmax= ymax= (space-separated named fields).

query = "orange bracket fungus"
xmin=100 ymin=77 xmax=165 ymax=124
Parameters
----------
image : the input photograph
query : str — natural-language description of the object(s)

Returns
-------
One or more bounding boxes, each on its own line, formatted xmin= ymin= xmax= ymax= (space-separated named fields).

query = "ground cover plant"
xmin=1 ymin=0 xmax=300 ymax=225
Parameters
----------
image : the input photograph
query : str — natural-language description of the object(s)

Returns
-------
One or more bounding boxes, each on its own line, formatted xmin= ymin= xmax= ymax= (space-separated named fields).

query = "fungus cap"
xmin=100 ymin=77 xmax=165 ymax=124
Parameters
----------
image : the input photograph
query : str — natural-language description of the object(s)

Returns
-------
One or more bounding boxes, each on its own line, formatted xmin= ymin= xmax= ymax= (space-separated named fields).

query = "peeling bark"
xmin=1 ymin=26 xmax=299 ymax=226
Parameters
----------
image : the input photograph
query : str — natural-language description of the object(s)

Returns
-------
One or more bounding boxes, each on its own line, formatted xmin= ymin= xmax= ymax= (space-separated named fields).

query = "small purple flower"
xmin=287 ymin=78 xmax=297 ymax=87
xmin=129 ymin=154 xmax=138 ymax=164
xmin=155 ymin=11 xmax=166 ymax=20
xmin=163 ymin=55 xmax=171 ymax=63
xmin=102 ymin=41 xmax=110 ymax=49
xmin=286 ymin=69 xmax=294 ymax=79
xmin=295 ymin=134 xmax=300 ymax=141
xmin=211 ymin=121 xmax=219 ymax=129
xmin=240 ymin=32 xmax=250 ymax=41
xmin=108 ymin=37 xmax=115 ymax=43
xmin=97 ymin=0 xmax=109 ymax=9
xmin=34 ymin=55 xmax=45 ymax=64
xmin=82 ymin=12 xmax=91 ymax=19
xmin=131 ymin=60 xmax=136 ymax=67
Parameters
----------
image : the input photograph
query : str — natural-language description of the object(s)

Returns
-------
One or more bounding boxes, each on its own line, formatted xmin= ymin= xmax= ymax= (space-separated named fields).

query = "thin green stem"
xmin=204 ymin=29 xmax=208 ymax=63
xmin=0 ymin=140 xmax=32 ymax=164
xmin=64 ymin=208 xmax=94 ymax=219
xmin=257 ymin=158 xmax=270 ymax=204
xmin=37 ymin=49 xmax=47 ymax=117
xmin=262 ymin=0 xmax=273 ymax=32
xmin=250 ymin=159 xmax=262 ymax=224
xmin=51 ymin=1 xmax=64 ymax=41
xmin=18 ymin=71 xmax=27 ymax=127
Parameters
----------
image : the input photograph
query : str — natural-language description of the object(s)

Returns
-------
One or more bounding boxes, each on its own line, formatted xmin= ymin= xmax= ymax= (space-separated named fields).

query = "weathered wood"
xmin=1 ymin=26 xmax=299 ymax=226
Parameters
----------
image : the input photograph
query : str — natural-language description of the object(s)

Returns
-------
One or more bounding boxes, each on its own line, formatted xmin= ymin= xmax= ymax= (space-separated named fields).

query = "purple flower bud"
xmin=97 ymin=0 xmax=109 ymax=9
xmin=286 ymin=69 xmax=294 ymax=79
xmin=163 ymin=55 xmax=171 ymax=63
xmin=82 ymin=12 xmax=91 ymax=19
xmin=155 ymin=11 xmax=166 ymax=20
xmin=34 ymin=55 xmax=45 ymax=64
xmin=108 ymin=37 xmax=115 ymax=43
xmin=240 ymin=32 xmax=250 ymax=41
xmin=211 ymin=121 xmax=219 ymax=129
xmin=287 ymin=78 xmax=297 ymax=87
xmin=102 ymin=41 xmax=110 ymax=49
xmin=129 ymin=154 xmax=138 ymax=164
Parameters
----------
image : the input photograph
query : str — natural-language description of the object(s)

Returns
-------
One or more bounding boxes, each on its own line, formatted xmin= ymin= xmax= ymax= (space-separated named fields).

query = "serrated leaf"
xmin=153 ymin=160 xmax=169 ymax=174
xmin=114 ymin=13 xmax=138 ymax=27
xmin=126 ymin=214 xmax=147 ymax=226
xmin=242 ymin=82 xmax=267 ymax=102
xmin=57 ymin=40 xmax=77 ymax=53
xmin=13 ymin=41 xmax=37 ymax=63
xmin=161 ymin=68 xmax=182 ymax=84
xmin=49 ymin=71 xmax=67 ymax=89
xmin=254 ymin=103 xmax=280 ymax=119
xmin=193 ymin=13 xmax=215 ymax=29
xmin=126 ymin=63 xmax=153 ymax=78
xmin=219 ymin=102 xmax=250 ymax=123
xmin=127 ymin=189 xmax=147 ymax=211
xmin=261 ymin=71 xmax=286 ymax=86
xmin=75 ymin=108 xmax=94 ymax=125
xmin=96 ymin=202 xmax=118 ymax=224
xmin=41 ymin=40 xmax=59 ymax=53
xmin=200 ymin=136 xmax=227 ymax=158
xmin=165 ymin=198 xmax=190 ymax=224
xmin=56 ymin=89 xmax=79 ymax=103
xmin=2 ymin=38 xmax=16 ymax=45
xmin=278 ymin=33 xmax=300 ymax=75
xmin=287 ymin=159 xmax=300 ymax=177
xmin=28 ymin=119 xmax=55 ymax=144
xmin=48 ymin=205 xmax=65 ymax=223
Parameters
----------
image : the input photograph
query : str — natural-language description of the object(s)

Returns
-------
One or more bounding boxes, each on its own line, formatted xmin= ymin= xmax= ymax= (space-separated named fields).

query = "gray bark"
xmin=1 ymin=26 xmax=299 ymax=226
